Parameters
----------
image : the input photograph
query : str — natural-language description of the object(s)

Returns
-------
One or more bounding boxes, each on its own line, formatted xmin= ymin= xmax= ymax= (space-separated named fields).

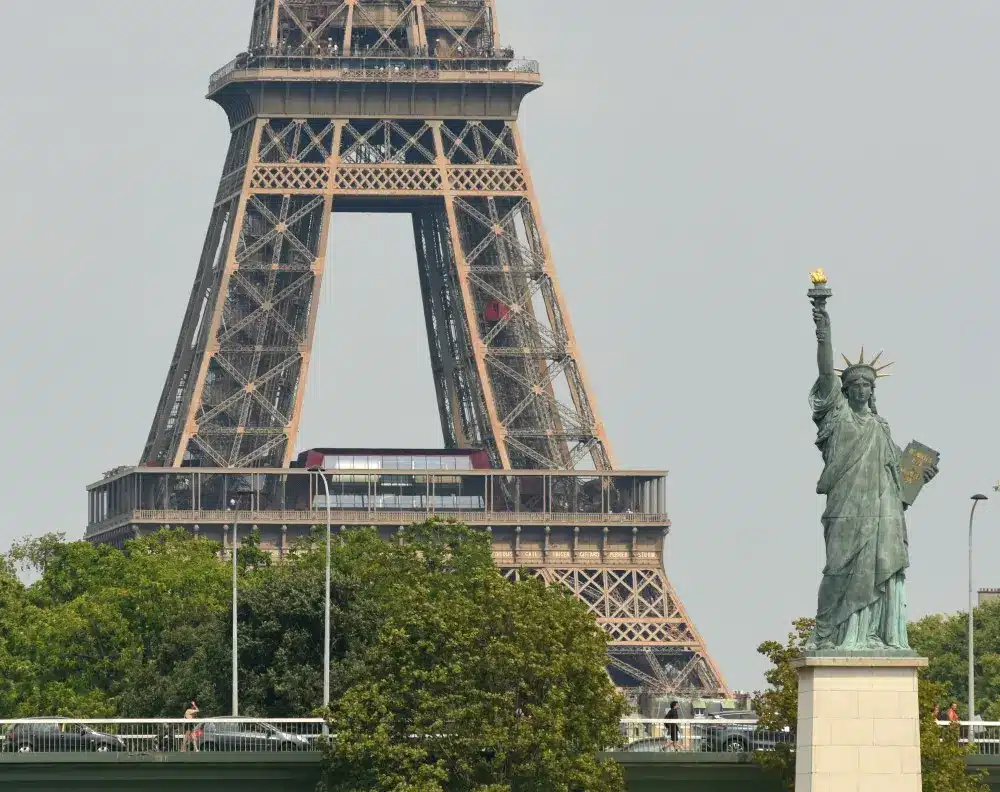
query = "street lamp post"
xmin=230 ymin=498 xmax=239 ymax=717
xmin=969 ymin=493 xmax=988 ymax=726
xmin=309 ymin=468 xmax=333 ymax=711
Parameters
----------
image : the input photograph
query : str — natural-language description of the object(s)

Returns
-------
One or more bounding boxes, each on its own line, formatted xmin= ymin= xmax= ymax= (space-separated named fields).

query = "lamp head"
xmin=972 ymin=494 xmax=988 ymax=502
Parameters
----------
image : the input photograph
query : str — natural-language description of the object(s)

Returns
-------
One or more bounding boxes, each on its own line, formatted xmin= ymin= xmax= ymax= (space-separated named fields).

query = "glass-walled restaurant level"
xmin=87 ymin=467 xmax=669 ymax=537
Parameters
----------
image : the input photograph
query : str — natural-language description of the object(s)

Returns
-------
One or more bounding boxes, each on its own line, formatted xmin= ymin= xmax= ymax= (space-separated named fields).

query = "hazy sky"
xmin=2 ymin=1 xmax=1000 ymax=691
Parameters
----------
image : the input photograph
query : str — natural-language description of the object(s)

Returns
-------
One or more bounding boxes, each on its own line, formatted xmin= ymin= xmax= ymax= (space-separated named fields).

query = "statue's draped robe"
xmin=807 ymin=378 xmax=910 ymax=650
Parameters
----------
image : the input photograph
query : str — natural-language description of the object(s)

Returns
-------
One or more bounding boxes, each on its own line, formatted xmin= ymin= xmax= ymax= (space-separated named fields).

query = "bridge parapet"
xmin=4 ymin=720 xmax=999 ymax=791
xmin=6 ymin=717 xmax=998 ymax=757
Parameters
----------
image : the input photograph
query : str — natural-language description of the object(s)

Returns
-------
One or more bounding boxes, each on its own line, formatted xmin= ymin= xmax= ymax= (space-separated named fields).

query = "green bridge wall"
xmin=1 ymin=752 xmax=997 ymax=791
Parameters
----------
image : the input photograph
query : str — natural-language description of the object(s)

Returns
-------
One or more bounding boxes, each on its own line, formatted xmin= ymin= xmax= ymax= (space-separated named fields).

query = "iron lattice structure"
xmin=502 ymin=565 xmax=726 ymax=698
xmin=135 ymin=0 xmax=726 ymax=699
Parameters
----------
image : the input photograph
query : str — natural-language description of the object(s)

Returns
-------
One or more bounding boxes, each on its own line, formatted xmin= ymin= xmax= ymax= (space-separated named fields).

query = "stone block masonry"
xmin=793 ymin=655 xmax=927 ymax=792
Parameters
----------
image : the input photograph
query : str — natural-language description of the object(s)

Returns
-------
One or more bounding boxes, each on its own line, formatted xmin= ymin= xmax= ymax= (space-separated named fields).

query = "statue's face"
xmin=845 ymin=378 xmax=873 ymax=409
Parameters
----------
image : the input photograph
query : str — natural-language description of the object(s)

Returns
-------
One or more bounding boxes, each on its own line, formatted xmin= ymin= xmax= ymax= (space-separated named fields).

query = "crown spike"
xmin=837 ymin=346 xmax=895 ymax=380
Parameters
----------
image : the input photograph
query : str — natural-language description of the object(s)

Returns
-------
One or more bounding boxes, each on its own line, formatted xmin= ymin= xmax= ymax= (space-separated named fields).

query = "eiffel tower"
xmin=109 ymin=0 xmax=728 ymax=701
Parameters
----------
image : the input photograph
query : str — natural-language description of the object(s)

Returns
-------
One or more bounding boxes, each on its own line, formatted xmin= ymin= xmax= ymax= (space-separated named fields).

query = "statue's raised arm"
xmin=809 ymin=268 xmax=837 ymax=398
xmin=813 ymin=304 xmax=835 ymax=377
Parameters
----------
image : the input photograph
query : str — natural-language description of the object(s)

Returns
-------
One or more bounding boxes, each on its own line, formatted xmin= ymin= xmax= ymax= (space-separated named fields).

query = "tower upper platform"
xmin=209 ymin=0 xmax=540 ymax=120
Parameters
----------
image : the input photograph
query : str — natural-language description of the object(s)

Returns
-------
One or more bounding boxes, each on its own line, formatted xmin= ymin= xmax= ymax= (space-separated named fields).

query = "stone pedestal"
xmin=792 ymin=655 xmax=927 ymax=792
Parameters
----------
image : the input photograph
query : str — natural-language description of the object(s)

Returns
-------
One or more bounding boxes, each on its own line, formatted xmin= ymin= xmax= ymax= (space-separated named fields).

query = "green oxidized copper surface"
xmin=803 ymin=275 xmax=938 ymax=656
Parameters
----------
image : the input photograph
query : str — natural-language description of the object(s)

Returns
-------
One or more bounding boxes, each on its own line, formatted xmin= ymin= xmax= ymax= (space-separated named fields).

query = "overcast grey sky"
xmin=2 ymin=1 xmax=999 ymax=691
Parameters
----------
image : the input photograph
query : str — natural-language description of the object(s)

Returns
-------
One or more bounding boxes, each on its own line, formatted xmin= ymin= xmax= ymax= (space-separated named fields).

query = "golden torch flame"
xmin=809 ymin=268 xmax=828 ymax=286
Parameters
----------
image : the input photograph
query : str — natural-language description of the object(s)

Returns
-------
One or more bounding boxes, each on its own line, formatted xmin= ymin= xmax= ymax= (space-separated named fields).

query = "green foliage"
xmin=237 ymin=527 xmax=273 ymax=572
xmin=115 ymin=528 xmax=337 ymax=718
xmin=754 ymin=618 xmax=987 ymax=792
xmin=918 ymin=680 xmax=988 ymax=792
xmin=4 ymin=536 xmax=136 ymax=716
xmin=2 ymin=529 xmax=231 ymax=717
xmin=751 ymin=618 xmax=814 ymax=790
xmin=7 ymin=532 xmax=69 ymax=577
xmin=910 ymin=600 xmax=1000 ymax=720
xmin=0 ymin=564 xmax=28 ymax=715
xmin=320 ymin=521 xmax=627 ymax=792
xmin=2 ymin=521 xmax=626 ymax=791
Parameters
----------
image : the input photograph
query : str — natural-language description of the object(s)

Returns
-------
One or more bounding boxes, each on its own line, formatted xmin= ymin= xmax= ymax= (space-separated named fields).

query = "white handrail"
xmin=0 ymin=717 xmax=325 ymax=725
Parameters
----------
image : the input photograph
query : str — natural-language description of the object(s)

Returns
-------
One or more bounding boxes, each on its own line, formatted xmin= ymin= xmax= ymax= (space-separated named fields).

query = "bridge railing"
xmin=0 ymin=718 xmax=326 ymax=754
xmin=619 ymin=718 xmax=1000 ymax=754
xmin=4 ymin=717 xmax=775 ymax=755
xmin=619 ymin=718 xmax=788 ymax=753
xmin=949 ymin=720 xmax=1000 ymax=754
xmin=4 ymin=717 xmax=993 ymax=755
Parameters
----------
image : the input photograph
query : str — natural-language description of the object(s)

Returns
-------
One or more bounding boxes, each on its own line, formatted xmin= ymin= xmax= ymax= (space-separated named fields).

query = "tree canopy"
xmin=909 ymin=600 xmax=1000 ymax=720
xmin=1 ymin=521 xmax=626 ymax=792
xmin=320 ymin=521 xmax=626 ymax=792
xmin=3 ymin=529 xmax=231 ymax=717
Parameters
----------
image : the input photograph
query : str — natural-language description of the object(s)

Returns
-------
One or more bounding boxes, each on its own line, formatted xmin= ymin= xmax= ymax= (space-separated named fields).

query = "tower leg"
xmin=414 ymin=209 xmax=472 ymax=449
xmin=143 ymin=120 xmax=262 ymax=465
xmin=432 ymin=119 xmax=615 ymax=470
xmin=511 ymin=123 xmax=614 ymax=470
xmin=147 ymin=119 xmax=338 ymax=468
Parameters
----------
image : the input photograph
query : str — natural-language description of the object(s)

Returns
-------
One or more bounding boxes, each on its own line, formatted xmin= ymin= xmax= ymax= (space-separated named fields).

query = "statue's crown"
xmin=835 ymin=348 xmax=893 ymax=383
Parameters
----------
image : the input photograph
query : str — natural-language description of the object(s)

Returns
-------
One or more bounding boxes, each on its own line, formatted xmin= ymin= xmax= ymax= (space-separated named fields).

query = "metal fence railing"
xmin=208 ymin=53 xmax=540 ymax=92
xmin=1 ymin=719 xmax=326 ymax=754
xmin=618 ymin=718 xmax=790 ymax=753
xmin=4 ymin=717 xmax=771 ymax=755
xmin=4 ymin=717 xmax=993 ymax=756
xmin=619 ymin=719 xmax=1000 ymax=755
xmin=946 ymin=721 xmax=1000 ymax=754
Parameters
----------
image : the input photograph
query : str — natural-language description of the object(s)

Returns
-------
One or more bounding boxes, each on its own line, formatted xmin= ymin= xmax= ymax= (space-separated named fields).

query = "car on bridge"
xmin=3 ymin=720 xmax=124 ymax=753
xmin=196 ymin=718 xmax=313 ymax=751
xmin=695 ymin=711 xmax=794 ymax=753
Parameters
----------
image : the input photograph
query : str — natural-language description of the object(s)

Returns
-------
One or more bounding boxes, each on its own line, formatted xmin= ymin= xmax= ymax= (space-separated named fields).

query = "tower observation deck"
xmin=87 ymin=0 xmax=727 ymax=703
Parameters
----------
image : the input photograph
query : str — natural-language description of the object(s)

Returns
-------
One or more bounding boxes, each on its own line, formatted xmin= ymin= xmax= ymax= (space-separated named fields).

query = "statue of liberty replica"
xmin=805 ymin=269 xmax=939 ymax=654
